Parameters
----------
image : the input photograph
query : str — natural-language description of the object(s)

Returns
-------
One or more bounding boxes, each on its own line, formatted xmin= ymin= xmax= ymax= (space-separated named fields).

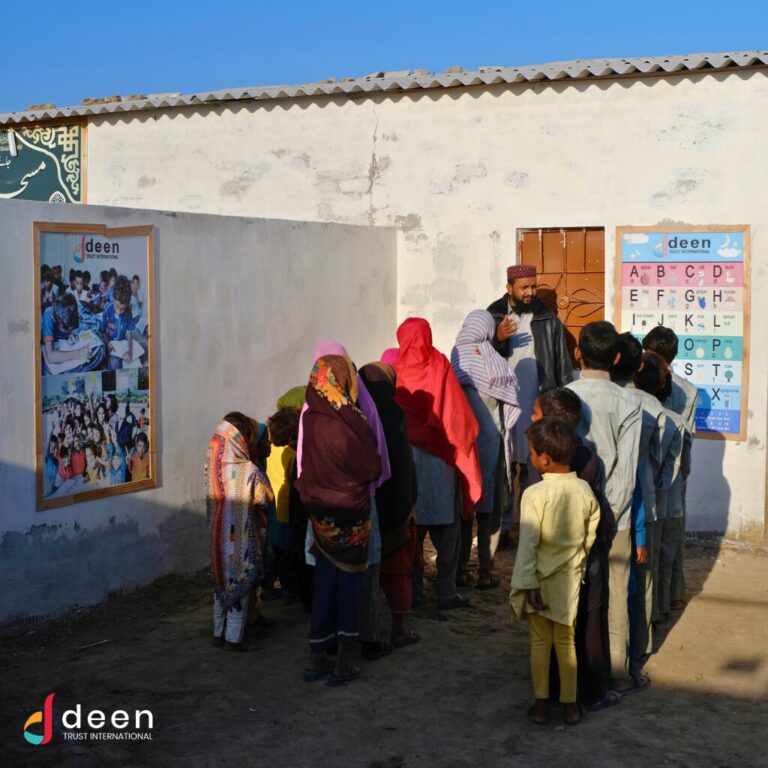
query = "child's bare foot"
xmin=563 ymin=702 xmax=582 ymax=725
xmin=527 ymin=699 xmax=549 ymax=725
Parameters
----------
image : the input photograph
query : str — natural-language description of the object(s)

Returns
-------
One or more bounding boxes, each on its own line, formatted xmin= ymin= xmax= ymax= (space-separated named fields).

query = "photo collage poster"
xmin=36 ymin=225 xmax=155 ymax=508
xmin=617 ymin=226 xmax=749 ymax=440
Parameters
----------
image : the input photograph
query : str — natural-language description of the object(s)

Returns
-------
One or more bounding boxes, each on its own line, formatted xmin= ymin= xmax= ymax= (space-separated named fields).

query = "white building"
xmin=1 ymin=50 xmax=766 ymax=619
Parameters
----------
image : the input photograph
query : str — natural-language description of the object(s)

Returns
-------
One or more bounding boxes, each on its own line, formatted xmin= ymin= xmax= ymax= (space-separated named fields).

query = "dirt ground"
xmin=2 ymin=540 xmax=767 ymax=768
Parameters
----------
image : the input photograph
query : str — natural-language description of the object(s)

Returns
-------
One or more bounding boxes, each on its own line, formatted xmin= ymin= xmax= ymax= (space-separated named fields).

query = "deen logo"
xmin=23 ymin=692 xmax=55 ymax=745
xmin=23 ymin=692 xmax=154 ymax=745
xmin=73 ymin=237 xmax=86 ymax=264
xmin=73 ymin=236 xmax=121 ymax=263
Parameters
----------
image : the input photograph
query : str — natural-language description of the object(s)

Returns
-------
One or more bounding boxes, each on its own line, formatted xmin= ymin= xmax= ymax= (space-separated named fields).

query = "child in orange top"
xmin=128 ymin=432 xmax=151 ymax=481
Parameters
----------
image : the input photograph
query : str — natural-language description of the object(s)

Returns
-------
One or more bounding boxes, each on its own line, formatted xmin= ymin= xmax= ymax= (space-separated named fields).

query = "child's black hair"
xmin=268 ymin=407 xmax=300 ymax=447
xmin=135 ymin=432 xmax=149 ymax=448
xmin=635 ymin=351 xmax=670 ymax=402
xmin=52 ymin=294 xmax=79 ymax=334
xmin=222 ymin=414 xmax=261 ymax=460
xmin=536 ymin=387 xmax=582 ymax=428
xmin=100 ymin=270 xmax=110 ymax=283
xmin=41 ymin=264 xmax=52 ymax=281
xmin=109 ymin=267 xmax=118 ymax=279
xmin=112 ymin=275 xmax=132 ymax=305
xmin=526 ymin=418 xmax=578 ymax=466
xmin=612 ymin=332 xmax=643 ymax=381
xmin=132 ymin=274 xmax=140 ymax=283
xmin=642 ymin=326 xmax=678 ymax=364
xmin=578 ymin=321 xmax=620 ymax=371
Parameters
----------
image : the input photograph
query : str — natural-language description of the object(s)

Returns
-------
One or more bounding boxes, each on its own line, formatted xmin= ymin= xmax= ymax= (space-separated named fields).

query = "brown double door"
xmin=518 ymin=227 xmax=605 ymax=364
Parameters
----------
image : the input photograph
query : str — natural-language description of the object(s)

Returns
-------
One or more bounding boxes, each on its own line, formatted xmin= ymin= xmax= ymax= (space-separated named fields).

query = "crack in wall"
xmin=366 ymin=102 xmax=381 ymax=225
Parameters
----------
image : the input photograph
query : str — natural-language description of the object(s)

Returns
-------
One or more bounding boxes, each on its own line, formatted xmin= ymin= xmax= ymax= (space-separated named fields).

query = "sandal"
xmin=392 ymin=630 xmax=420 ymax=648
xmin=563 ymin=703 xmax=583 ymax=726
xmin=326 ymin=666 xmax=361 ymax=687
xmin=302 ymin=656 xmax=334 ymax=682
xmin=437 ymin=594 xmax=470 ymax=611
xmin=362 ymin=641 xmax=393 ymax=661
xmin=585 ymin=690 xmax=622 ymax=711
xmin=455 ymin=569 xmax=473 ymax=587
xmin=527 ymin=704 xmax=548 ymax=726
xmin=613 ymin=673 xmax=651 ymax=697
xmin=476 ymin=575 xmax=500 ymax=590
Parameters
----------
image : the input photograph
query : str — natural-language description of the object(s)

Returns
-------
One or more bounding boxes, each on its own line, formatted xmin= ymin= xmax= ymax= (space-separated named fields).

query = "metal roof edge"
xmin=2 ymin=50 xmax=766 ymax=126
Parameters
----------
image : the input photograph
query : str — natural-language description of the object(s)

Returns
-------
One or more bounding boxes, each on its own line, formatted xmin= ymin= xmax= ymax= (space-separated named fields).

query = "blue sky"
xmin=2 ymin=0 xmax=766 ymax=113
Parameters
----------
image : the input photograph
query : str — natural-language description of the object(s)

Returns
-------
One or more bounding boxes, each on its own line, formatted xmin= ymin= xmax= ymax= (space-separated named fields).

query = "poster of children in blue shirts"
xmin=36 ymin=224 xmax=155 ymax=508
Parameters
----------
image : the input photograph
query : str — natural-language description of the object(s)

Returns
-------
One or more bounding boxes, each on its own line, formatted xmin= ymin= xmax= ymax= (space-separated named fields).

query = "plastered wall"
xmin=83 ymin=69 xmax=768 ymax=539
xmin=0 ymin=200 xmax=396 ymax=621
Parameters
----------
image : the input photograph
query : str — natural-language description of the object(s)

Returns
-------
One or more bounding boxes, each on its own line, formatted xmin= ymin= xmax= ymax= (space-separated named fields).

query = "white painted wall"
xmin=0 ymin=200 xmax=396 ymax=621
xmin=84 ymin=69 xmax=768 ymax=539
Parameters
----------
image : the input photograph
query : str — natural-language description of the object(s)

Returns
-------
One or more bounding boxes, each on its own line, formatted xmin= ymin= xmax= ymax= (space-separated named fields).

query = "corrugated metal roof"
xmin=2 ymin=50 xmax=766 ymax=126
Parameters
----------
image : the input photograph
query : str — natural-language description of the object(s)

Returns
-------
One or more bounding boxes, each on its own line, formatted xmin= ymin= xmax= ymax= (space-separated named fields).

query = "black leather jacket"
xmin=486 ymin=295 xmax=574 ymax=391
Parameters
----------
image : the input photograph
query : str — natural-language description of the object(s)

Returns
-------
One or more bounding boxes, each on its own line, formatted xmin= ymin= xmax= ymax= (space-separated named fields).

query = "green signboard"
xmin=1 ymin=123 xmax=84 ymax=203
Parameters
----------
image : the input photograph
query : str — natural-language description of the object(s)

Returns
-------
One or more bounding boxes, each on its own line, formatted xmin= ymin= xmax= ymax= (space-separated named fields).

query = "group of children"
xmin=511 ymin=321 xmax=696 ymax=724
xmin=40 ymin=264 xmax=146 ymax=375
xmin=44 ymin=391 xmax=151 ymax=496
xmin=41 ymin=264 xmax=144 ymax=319
xmin=205 ymin=314 xmax=696 ymax=704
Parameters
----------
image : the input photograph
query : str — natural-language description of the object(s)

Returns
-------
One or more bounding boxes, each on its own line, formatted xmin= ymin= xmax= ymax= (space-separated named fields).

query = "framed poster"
xmin=34 ymin=223 xmax=156 ymax=509
xmin=615 ymin=225 xmax=750 ymax=441
xmin=2 ymin=122 xmax=86 ymax=203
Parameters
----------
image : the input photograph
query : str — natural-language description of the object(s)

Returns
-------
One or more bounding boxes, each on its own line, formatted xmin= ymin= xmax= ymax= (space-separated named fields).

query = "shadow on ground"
xmin=1 ymin=540 xmax=766 ymax=768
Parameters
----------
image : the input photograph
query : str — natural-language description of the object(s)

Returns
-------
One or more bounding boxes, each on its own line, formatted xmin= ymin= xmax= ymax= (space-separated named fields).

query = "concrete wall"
xmin=0 ymin=200 xmax=397 ymax=622
xmin=83 ymin=69 xmax=768 ymax=539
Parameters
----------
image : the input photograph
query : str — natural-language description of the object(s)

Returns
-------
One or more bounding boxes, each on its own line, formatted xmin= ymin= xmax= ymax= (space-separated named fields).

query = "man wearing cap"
xmin=487 ymin=264 xmax=573 ymax=543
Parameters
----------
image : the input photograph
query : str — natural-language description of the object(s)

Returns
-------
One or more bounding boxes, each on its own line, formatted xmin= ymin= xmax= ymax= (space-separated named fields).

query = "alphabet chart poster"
xmin=615 ymin=226 xmax=750 ymax=441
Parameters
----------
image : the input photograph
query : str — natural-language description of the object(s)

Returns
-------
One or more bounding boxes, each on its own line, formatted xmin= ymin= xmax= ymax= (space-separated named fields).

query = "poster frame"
xmin=33 ymin=221 xmax=156 ymax=509
xmin=614 ymin=224 xmax=750 ymax=442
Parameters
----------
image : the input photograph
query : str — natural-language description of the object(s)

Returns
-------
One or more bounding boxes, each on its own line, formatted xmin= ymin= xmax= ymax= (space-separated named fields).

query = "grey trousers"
xmin=459 ymin=506 xmax=502 ymax=573
xmin=606 ymin=527 xmax=632 ymax=681
xmin=415 ymin=512 xmax=461 ymax=602
xmin=501 ymin=461 xmax=528 ymax=530
xmin=631 ymin=521 xmax=656 ymax=662
xmin=649 ymin=519 xmax=663 ymax=622
xmin=658 ymin=516 xmax=684 ymax=614
xmin=671 ymin=492 xmax=687 ymax=603
xmin=358 ymin=563 xmax=381 ymax=643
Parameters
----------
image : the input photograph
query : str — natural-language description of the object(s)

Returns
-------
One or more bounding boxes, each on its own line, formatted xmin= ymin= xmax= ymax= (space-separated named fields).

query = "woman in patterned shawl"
xmin=295 ymin=355 xmax=381 ymax=685
xmin=451 ymin=309 xmax=521 ymax=589
xmin=206 ymin=412 xmax=273 ymax=651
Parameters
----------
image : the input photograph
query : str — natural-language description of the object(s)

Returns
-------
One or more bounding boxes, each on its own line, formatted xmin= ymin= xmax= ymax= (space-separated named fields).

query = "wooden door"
xmin=518 ymin=228 xmax=605 ymax=364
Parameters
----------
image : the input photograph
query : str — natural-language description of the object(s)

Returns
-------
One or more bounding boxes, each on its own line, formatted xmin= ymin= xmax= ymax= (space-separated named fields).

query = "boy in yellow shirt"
xmin=510 ymin=418 xmax=600 ymax=725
